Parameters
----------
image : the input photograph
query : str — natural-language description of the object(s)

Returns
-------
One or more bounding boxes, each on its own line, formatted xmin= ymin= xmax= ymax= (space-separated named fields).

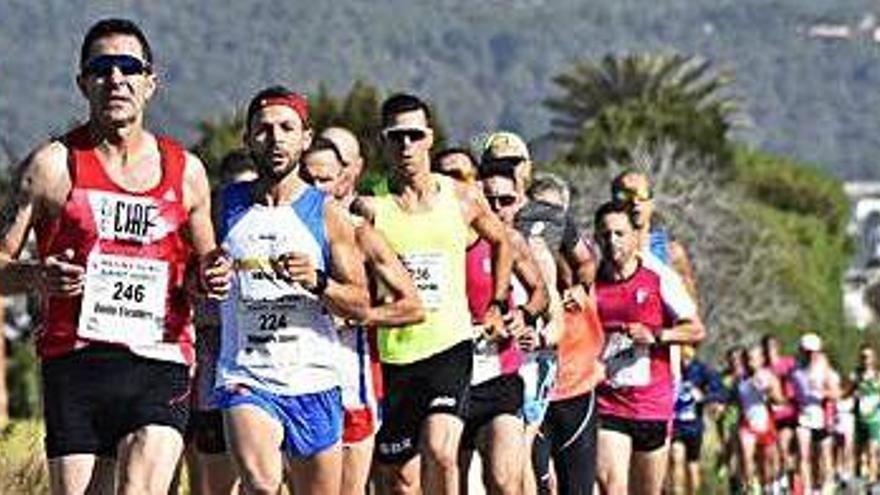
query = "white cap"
xmin=799 ymin=333 xmax=822 ymax=352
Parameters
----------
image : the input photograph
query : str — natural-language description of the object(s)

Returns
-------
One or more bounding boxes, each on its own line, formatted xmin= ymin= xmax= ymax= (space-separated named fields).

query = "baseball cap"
xmin=481 ymin=131 xmax=530 ymax=163
xmin=799 ymin=333 xmax=822 ymax=352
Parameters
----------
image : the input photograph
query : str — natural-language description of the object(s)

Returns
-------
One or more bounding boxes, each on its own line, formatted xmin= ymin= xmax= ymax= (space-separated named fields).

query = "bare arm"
xmin=656 ymin=317 xmax=706 ymax=345
xmin=320 ymin=202 xmax=370 ymax=318
xmin=456 ymin=183 xmax=512 ymax=303
xmin=0 ymin=142 xmax=83 ymax=295
xmin=509 ymin=228 xmax=549 ymax=319
xmin=669 ymin=240 xmax=698 ymax=300
xmin=183 ymin=152 xmax=230 ymax=298
xmin=356 ymin=223 xmax=425 ymax=327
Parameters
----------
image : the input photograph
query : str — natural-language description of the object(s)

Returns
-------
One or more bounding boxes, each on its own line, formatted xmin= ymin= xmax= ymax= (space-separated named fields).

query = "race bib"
xmin=472 ymin=334 xmax=502 ymax=385
xmin=602 ymin=331 xmax=650 ymax=388
xmin=861 ymin=394 xmax=880 ymax=419
xmin=78 ymin=253 xmax=168 ymax=345
xmin=400 ymin=252 xmax=446 ymax=310
xmin=800 ymin=404 xmax=825 ymax=429
xmin=236 ymin=298 xmax=319 ymax=368
xmin=746 ymin=404 xmax=771 ymax=433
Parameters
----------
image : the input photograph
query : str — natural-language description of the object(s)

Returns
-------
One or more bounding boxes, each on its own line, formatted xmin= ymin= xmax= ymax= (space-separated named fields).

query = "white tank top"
xmin=216 ymin=184 xmax=338 ymax=396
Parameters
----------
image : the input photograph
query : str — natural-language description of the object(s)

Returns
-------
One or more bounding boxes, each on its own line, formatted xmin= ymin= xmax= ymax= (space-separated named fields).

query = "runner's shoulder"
xmin=19 ymin=139 xmax=71 ymax=198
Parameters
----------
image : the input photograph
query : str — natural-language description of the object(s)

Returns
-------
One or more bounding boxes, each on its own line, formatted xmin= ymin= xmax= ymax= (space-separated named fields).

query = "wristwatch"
xmin=308 ymin=270 xmax=329 ymax=296
xmin=490 ymin=299 xmax=510 ymax=314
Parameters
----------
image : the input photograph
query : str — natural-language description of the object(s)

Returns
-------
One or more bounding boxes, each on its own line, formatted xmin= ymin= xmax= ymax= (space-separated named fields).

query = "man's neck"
xmin=257 ymin=169 xmax=307 ymax=207
xmin=88 ymin=118 xmax=148 ymax=163
xmin=394 ymin=167 xmax=434 ymax=201
xmin=606 ymin=256 xmax=639 ymax=282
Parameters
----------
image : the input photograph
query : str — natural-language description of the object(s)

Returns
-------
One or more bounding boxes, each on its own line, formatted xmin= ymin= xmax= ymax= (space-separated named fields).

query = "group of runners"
xmin=675 ymin=334 xmax=880 ymax=495
xmin=3 ymin=16 xmax=863 ymax=495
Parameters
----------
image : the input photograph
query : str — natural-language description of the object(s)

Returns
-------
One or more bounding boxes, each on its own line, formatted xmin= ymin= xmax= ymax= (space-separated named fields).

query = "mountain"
xmin=1 ymin=0 xmax=879 ymax=178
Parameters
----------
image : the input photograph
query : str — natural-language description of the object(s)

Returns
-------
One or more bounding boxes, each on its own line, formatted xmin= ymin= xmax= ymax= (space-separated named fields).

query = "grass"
xmin=0 ymin=420 xmax=49 ymax=494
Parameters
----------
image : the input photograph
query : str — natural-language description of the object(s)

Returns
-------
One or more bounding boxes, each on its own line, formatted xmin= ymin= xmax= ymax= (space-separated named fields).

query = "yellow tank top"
xmin=373 ymin=174 xmax=471 ymax=364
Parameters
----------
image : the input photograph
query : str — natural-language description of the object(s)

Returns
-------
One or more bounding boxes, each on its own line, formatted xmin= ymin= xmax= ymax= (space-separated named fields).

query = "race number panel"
xmin=400 ymin=252 xmax=446 ymax=310
xmin=78 ymin=253 xmax=169 ymax=345
xmin=602 ymin=331 xmax=650 ymax=388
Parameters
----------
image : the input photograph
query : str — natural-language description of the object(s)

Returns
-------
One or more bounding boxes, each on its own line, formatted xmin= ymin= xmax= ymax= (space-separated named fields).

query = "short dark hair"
xmin=245 ymin=85 xmax=310 ymax=130
xmin=219 ymin=149 xmax=256 ymax=184
xmin=380 ymin=93 xmax=432 ymax=128
xmin=302 ymin=136 xmax=345 ymax=165
xmin=593 ymin=200 xmax=638 ymax=232
xmin=80 ymin=18 xmax=153 ymax=69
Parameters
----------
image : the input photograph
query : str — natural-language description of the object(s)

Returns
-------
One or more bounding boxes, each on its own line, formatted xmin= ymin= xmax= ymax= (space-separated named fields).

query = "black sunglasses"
xmin=486 ymin=194 xmax=517 ymax=208
xmin=382 ymin=128 xmax=427 ymax=144
xmin=83 ymin=54 xmax=151 ymax=78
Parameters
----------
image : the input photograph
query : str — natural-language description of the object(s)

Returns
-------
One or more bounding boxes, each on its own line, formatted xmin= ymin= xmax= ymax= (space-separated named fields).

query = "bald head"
xmin=321 ymin=126 xmax=363 ymax=200
xmin=321 ymin=127 xmax=362 ymax=169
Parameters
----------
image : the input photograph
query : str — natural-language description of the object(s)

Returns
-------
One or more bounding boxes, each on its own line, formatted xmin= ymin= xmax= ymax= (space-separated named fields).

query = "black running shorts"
xmin=376 ymin=340 xmax=472 ymax=464
xmin=600 ymin=414 xmax=669 ymax=452
xmin=460 ymin=373 xmax=524 ymax=451
xmin=42 ymin=345 xmax=191 ymax=458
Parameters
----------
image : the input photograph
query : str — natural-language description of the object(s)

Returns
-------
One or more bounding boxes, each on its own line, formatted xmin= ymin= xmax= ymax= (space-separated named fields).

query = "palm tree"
xmin=544 ymin=53 xmax=745 ymax=168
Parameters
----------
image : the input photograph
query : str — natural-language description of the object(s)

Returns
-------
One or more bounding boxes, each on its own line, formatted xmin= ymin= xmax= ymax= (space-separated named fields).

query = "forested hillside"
xmin=2 ymin=0 xmax=879 ymax=177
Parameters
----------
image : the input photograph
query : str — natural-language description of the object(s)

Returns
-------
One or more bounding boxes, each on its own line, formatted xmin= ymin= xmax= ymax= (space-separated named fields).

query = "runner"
xmin=736 ymin=343 xmax=785 ymax=495
xmin=791 ymin=333 xmax=840 ymax=495
xmin=453 ymin=163 xmax=550 ymax=495
xmin=855 ymin=344 xmax=880 ymax=485
xmin=719 ymin=346 xmax=747 ymax=495
xmin=668 ymin=345 xmax=724 ymax=495
xmin=481 ymin=132 xmax=596 ymax=312
xmin=215 ymin=85 xmax=370 ymax=495
xmin=762 ymin=334 xmax=798 ymax=492
xmin=354 ymin=93 xmax=514 ymax=495
xmin=320 ymin=126 xmax=365 ymax=208
xmin=834 ymin=376 xmax=856 ymax=490
xmin=0 ymin=18 xmax=230 ymax=494
xmin=302 ymin=134 xmax=425 ymax=495
xmin=592 ymin=201 xmax=705 ymax=495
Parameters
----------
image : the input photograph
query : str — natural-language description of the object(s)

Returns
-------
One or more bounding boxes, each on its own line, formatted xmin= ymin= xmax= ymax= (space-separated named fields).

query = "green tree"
xmin=545 ymin=53 xmax=743 ymax=168
xmin=191 ymin=113 xmax=246 ymax=186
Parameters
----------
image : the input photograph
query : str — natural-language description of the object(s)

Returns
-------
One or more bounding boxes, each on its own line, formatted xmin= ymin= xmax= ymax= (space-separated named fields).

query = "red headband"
xmin=255 ymin=94 xmax=310 ymax=126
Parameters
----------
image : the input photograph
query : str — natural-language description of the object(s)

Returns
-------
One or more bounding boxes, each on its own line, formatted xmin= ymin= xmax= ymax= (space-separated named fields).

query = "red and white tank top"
xmin=35 ymin=125 xmax=195 ymax=365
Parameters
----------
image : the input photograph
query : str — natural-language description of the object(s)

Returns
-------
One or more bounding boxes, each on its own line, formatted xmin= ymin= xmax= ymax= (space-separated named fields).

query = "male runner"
xmin=762 ymin=333 xmax=798 ymax=491
xmin=320 ymin=126 xmax=365 ymax=208
xmin=0 ymin=18 xmax=229 ymax=495
xmin=592 ymin=201 xmax=705 ymax=495
xmin=791 ymin=333 xmax=840 ymax=495
xmin=450 ymin=162 xmax=549 ymax=495
xmin=214 ymin=85 xmax=369 ymax=495
xmin=302 ymin=134 xmax=426 ymax=495
xmin=354 ymin=93 xmax=513 ymax=495
xmin=855 ymin=344 xmax=880 ymax=484
xmin=669 ymin=345 xmax=724 ymax=495
xmin=481 ymin=132 xmax=596 ymax=311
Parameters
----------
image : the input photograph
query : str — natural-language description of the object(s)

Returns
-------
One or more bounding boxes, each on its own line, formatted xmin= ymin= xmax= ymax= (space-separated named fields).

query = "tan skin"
xmin=594 ymin=211 xmax=704 ymax=495
xmin=355 ymin=108 xmax=513 ymax=495
xmin=0 ymin=34 xmax=229 ymax=495
xmin=220 ymin=103 xmax=369 ymax=495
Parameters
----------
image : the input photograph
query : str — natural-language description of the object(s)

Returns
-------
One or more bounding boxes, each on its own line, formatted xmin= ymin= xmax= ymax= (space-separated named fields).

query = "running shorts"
xmin=217 ymin=385 xmax=342 ymax=458
xmin=376 ymin=340 xmax=472 ymax=464
xmin=42 ymin=345 xmax=190 ymax=458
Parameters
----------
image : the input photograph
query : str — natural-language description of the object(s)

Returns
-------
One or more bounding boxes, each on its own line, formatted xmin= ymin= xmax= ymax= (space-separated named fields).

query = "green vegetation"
xmin=545 ymin=54 xmax=740 ymax=168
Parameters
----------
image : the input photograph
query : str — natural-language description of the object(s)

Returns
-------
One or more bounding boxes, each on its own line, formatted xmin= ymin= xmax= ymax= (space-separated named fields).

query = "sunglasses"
xmin=486 ymin=194 xmax=517 ymax=208
xmin=613 ymin=188 xmax=652 ymax=203
xmin=83 ymin=54 xmax=151 ymax=78
xmin=382 ymin=128 xmax=427 ymax=144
